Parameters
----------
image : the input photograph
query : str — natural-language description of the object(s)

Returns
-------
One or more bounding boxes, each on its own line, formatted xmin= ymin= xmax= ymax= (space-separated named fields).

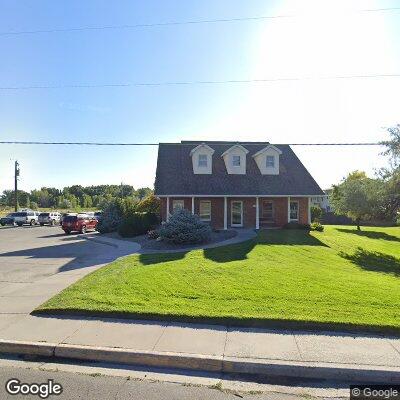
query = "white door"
xmin=231 ymin=201 xmax=243 ymax=227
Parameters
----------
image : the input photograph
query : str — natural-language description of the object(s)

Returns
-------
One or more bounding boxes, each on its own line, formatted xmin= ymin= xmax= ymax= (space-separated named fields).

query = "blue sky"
xmin=1 ymin=0 xmax=399 ymax=192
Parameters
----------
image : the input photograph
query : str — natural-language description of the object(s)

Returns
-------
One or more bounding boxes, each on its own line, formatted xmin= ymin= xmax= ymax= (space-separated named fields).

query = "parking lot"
xmin=0 ymin=225 xmax=127 ymax=327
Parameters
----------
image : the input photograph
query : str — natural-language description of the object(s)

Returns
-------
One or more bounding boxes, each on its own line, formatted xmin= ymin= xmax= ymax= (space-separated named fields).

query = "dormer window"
xmin=232 ymin=155 xmax=241 ymax=167
xmin=253 ymin=144 xmax=282 ymax=175
xmin=190 ymin=143 xmax=214 ymax=174
xmin=222 ymin=144 xmax=248 ymax=175
xmin=198 ymin=154 xmax=208 ymax=167
xmin=266 ymin=155 xmax=275 ymax=168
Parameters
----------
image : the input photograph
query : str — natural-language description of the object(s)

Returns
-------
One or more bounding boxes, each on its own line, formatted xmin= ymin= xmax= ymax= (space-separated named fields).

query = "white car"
xmin=38 ymin=212 xmax=61 ymax=226
xmin=14 ymin=211 xmax=40 ymax=226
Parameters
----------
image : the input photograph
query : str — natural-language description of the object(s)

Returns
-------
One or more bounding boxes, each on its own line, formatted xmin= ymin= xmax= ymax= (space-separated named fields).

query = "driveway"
xmin=0 ymin=225 xmax=139 ymax=327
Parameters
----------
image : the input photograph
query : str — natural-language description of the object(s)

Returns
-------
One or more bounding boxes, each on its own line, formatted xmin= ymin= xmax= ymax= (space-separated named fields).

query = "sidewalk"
xmin=1 ymin=315 xmax=400 ymax=383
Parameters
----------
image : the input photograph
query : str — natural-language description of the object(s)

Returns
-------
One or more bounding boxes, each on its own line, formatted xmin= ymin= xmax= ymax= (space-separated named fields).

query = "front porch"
xmin=160 ymin=196 xmax=312 ymax=230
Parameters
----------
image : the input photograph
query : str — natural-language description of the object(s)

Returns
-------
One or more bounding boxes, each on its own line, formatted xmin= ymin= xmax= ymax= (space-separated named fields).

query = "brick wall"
xmin=159 ymin=196 xmax=309 ymax=228
xmin=298 ymin=197 xmax=309 ymax=224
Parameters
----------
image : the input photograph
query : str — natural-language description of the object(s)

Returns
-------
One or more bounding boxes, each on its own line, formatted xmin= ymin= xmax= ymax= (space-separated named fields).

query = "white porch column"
xmin=166 ymin=197 xmax=170 ymax=222
xmin=224 ymin=197 xmax=227 ymax=230
xmin=255 ymin=197 xmax=259 ymax=229
xmin=192 ymin=197 xmax=195 ymax=214
xmin=287 ymin=196 xmax=291 ymax=223
xmin=307 ymin=197 xmax=311 ymax=224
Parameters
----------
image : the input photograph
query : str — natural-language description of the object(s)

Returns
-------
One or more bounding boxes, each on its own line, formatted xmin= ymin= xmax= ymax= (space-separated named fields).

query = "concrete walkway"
xmin=89 ymin=228 xmax=257 ymax=254
xmin=1 ymin=316 xmax=400 ymax=383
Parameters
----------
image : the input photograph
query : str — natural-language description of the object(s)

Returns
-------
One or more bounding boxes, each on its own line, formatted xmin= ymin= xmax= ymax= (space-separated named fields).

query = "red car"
xmin=62 ymin=214 xmax=97 ymax=234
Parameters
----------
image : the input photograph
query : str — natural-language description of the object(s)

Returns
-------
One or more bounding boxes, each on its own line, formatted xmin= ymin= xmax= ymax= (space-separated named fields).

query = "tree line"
xmin=330 ymin=125 xmax=400 ymax=229
xmin=0 ymin=185 xmax=153 ymax=210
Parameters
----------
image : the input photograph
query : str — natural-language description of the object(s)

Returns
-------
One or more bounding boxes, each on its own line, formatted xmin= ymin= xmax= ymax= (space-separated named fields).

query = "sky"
xmin=0 ymin=0 xmax=399 ymax=193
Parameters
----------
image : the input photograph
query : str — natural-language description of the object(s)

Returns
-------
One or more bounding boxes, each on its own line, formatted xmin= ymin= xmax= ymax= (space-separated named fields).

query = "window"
xmin=198 ymin=154 xmax=208 ymax=167
xmin=172 ymin=200 xmax=184 ymax=212
xmin=266 ymin=155 xmax=275 ymax=168
xmin=232 ymin=155 xmax=241 ymax=167
xmin=199 ymin=201 xmax=211 ymax=221
xmin=290 ymin=201 xmax=299 ymax=221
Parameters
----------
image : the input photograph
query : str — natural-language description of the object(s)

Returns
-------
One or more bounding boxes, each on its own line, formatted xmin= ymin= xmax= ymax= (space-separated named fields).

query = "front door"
xmin=262 ymin=200 xmax=274 ymax=222
xmin=231 ymin=201 xmax=243 ymax=227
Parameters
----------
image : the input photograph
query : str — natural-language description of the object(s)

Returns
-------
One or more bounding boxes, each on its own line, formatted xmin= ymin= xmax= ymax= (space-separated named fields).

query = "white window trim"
xmin=199 ymin=200 xmax=211 ymax=222
xmin=289 ymin=200 xmax=299 ymax=221
xmin=231 ymin=200 xmax=243 ymax=227
xmin=266 ymin=155 xmax=275 ymax=168
xmin=172 ymin=200 xmax=185 ymax=212
xmin=198 ymin=154 xmax=208 ymax=168
xmin=232 ymin=155 xmax=241 ymax=167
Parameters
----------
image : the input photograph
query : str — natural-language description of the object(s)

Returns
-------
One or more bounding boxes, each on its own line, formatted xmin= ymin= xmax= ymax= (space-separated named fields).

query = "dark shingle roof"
xmin=154 ymin=141 xmax=324 ymax=196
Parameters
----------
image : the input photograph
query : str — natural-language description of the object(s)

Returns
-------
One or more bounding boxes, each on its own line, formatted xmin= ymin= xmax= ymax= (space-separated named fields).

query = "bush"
xmin=118 ymin=212 xmax=159 ymax=237
xmin=96 ymin=198 xmax=137 ymax=233
xmin=147 ymin=229 xmax=160 ymax=239
xmin=136 ymin=195 xmax=160 ymax=214
xmin=310 ymin=222 xmax=324 ymax=232
xmin=283 ymin=222 xmax=311 ymax=230
xmin=159 ymin=209 xmax=212 ymax=244
xmin=311 ymin=205 xmax=323 ymax=222
xmin=30 ymin=201 xmax=38 ymax=210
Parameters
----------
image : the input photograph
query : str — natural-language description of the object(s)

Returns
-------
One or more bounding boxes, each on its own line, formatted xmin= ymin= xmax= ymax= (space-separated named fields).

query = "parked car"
xmin=60 ymin=212 xmax=76 ymax=223
xmin=38 ymin=212 xmax=61 ymax=226
xmin=0 ymin=213 xmax=17 ymax=226
xmin=62 ymin=214 xmax=97 ymax=234
xmin=13 ymin=211 xmax=40 ymax=226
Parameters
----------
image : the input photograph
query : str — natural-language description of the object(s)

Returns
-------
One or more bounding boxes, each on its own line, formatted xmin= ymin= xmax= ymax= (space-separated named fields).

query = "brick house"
xmin=154 ymin=141 xmax=324 ymax=229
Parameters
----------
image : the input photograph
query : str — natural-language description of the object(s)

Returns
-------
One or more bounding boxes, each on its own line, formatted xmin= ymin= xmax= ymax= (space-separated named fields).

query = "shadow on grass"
xmin=337 ymin=228 xmax=400 ymax=242
xmin=258 ymin=229 xmax=329 ymax=247
xmin=139 ymin=251 xmax=188 ymax=265
xmin=203 ymin=239 xmax=257 ymax=263
xmin=340 ymin=247 xmax=400 ymax=277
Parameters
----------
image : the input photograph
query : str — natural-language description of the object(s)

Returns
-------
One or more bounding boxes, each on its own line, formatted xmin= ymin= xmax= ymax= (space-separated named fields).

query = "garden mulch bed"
xmin=104 ymin=229 xmax=237 ymax=251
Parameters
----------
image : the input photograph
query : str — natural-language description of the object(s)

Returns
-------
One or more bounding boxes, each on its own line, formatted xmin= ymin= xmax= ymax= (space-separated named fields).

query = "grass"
xmin=36 ymin=225 xmax=400 ymax=332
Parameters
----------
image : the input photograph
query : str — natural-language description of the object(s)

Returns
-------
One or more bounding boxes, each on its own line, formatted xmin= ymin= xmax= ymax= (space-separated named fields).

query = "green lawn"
xmin=36 ymin=225 xmax=400 ymax=332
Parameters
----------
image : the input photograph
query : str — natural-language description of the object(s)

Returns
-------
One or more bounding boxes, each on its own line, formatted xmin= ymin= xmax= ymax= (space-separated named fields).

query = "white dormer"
xmin=221 ymin=144 xmax=249 ymax=175
xmin=190 ymin=143 xmax=215 ymax=174
xmin=252 ymin=144 xmax=282 ymax=175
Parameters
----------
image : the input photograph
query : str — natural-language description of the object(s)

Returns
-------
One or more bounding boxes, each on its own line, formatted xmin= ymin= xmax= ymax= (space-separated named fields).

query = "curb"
xmin=1 ymin=340 xmax=400 ymax=384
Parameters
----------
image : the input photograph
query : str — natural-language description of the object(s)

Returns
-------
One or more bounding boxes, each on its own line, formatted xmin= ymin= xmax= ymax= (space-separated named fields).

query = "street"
xmin=0 ymin=356 xmax=347 ymax=400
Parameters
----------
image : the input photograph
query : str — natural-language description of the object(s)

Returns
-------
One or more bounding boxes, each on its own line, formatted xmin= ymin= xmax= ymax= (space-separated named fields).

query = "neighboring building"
xmin=154 ymin=141 xmax=325 ymax=229
xmin=310 ymin=190 xmax=332 ymax=212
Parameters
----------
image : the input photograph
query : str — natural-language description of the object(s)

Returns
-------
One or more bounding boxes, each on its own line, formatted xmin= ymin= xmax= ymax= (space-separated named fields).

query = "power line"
xmin=1 ymin=73 xmax=400 ymax=91
xmin=1 ymin=7 xmax=400 ymax=36
xmin=0 ymin=141 xmax=382 ymax=146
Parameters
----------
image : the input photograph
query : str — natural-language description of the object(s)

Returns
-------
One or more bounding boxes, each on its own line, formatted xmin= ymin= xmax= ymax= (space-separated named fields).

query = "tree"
xmin=135 ymin=187 xmax=153 ymax=200
xmin=330 ymin=171 xmax=381 ymax=230
xmin=310 ymin=205 xmax=322 ymax=222
xmin=381 ymin=124 xmax=400 ymax=168
xmin=135 ymin=194 xmax=160 ymax=214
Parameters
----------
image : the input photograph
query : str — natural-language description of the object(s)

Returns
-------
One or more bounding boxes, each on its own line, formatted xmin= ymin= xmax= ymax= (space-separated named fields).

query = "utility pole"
xmin=14 ymin=160 xmax=20 ymax=211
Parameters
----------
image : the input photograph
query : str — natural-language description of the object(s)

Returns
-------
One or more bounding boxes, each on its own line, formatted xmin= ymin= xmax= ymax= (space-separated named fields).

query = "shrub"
xmin=147 ymin=229 xmax=160 ymax=239
xmin=136 ymin=195 xmax=161 ymax=214
xmin=159 ymin=209 xmax=212 ymax=244
xmin=310 ymin=222 xmax=324 ymax=232
xmin=118 ymin=212 xmax=159 ymax=237
xmin=283 ymin=222 xmax=311 ymax=230
xmin=96 ymin=200 xmax=124 ymax=233
xmin=311 ymin=205 xmax=323 ymax=222
xmin=30 ymin=201 xmax=38 ymax=210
